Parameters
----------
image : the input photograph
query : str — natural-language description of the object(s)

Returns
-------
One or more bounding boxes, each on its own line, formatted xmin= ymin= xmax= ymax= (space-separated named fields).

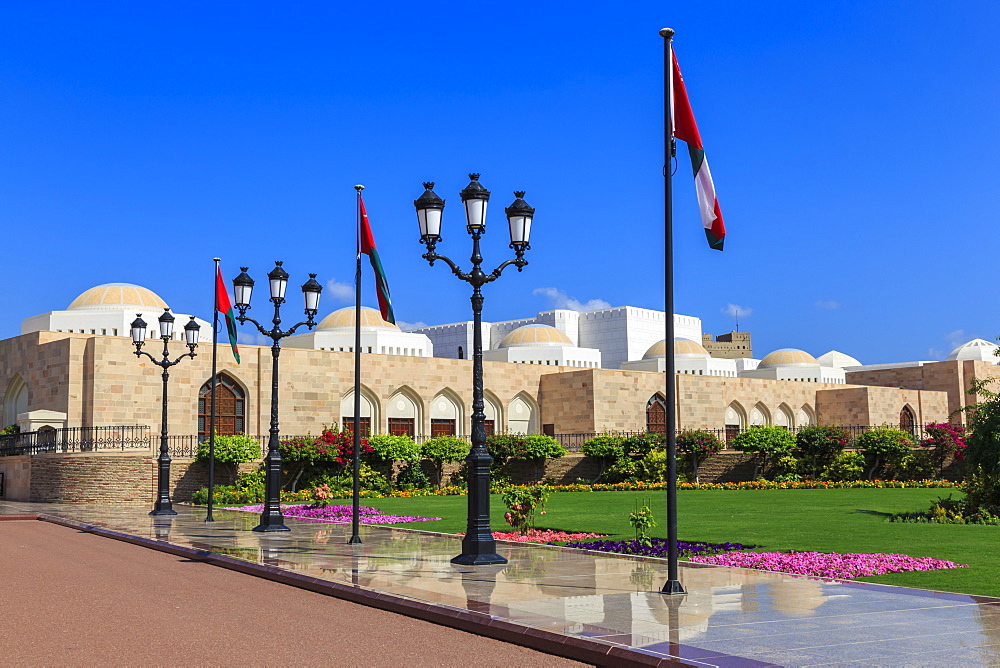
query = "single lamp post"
xmin=414 ymin=174 xmax=534 ymax=565
xmin=232 ymin=261 xmax=322 ymax=532
xmin=131 ymin=308 xmax=201 ymax=516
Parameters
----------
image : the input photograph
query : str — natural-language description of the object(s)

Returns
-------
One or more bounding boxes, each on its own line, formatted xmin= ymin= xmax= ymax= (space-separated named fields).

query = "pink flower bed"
xmin=690 ymin=551 xmax=968 ymax=578
xmin=458 ymin=529 xmax=608 ymax=543
xmin=222 ymin=503 xmax=441 ymax=525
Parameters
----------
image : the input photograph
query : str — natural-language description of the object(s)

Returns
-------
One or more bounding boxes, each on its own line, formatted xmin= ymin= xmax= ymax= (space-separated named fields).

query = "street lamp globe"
xmin=184 ymin=316 xmax=201 ymax=349
xmin=131 ymin=315 xmax=147 ymax=345
xmin=158 ymin=309 xmax=175 ymax=339
xmin=414 ymin=182 xmax=445 ymax=241
xmin=460 ymin=173 xmax=490 ymax=232
xmin=301 ymin=273 xmax=323 ymax=314
xmin=233 ymin=267 xmax=254 ymax=308
xmin=268 ymin=261 xmax=289 ymax=301
xmin=505 ymin=191 xmax=535 ymax=250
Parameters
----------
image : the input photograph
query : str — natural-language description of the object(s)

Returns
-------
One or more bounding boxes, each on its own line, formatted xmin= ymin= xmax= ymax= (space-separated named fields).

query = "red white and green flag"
xmin=672 ymin=50 xmax=726 ymax=251
xmin=358 ymin=193 xmax=395 ymax=324
xmin=215 ymin=265 xmax=240 ymax=364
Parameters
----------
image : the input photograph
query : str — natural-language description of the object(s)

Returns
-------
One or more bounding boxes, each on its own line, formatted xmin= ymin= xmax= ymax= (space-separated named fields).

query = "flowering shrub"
xmin=730 ymin=425 xmax=797 ymax=479
xmin=921 ymin=422 xmax=967 ymax=469
xmin=501 ymin=485 xmax=549 ymax=533
xmin=559 ymin=538 xmax=755 ymax=559
xmin=222 ymin=503 xmax=441 ymax=525
xmin=315 ymin=428 xmax=374 ymax=476
xmin=676 ymin=429 xmax=723 ymax=482
xmin=691 ymin=551 xmax=967 ymax=578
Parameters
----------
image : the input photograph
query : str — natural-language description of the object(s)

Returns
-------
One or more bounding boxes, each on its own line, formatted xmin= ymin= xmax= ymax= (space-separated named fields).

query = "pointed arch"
xmin=483 ymin=389 xmax=502 ymax=437
xmin=2 ymin=375 xmax=27 ymax=428
xmin=387 ymin=385 xmax=423 ymax=438
xmin=797 ymin=404 xmax=816 ymax=427
xmin=774 ymin=403 xmax=794 ymax=429
xmin=900 ymin=404 xmax=916 ymax=436
xmin=646 ymin=393 xmax=667 ymax=434
xmin=341 ymin=385 xmax=380 ymax=436
xmin=198 ymin=373 xmax=247 ymax=438
xmin=507 ymin=392 xmax=539 ymax=435
xmin=750 ymin=402 xmax=770 ymax=427
xmin=430 ymin=388 xmax=464 ymax=437
xmin=725 ymin=401 xmax=747 ymax=442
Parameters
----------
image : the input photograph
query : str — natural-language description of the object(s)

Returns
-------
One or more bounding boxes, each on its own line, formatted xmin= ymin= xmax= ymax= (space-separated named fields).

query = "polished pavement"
xmin=4 ymin=500 xmax=999 ymax=666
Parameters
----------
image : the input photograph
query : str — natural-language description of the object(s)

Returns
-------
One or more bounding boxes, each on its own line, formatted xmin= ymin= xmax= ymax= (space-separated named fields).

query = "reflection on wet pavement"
xmin=5 ymin=500 xmax=1000 ymax=666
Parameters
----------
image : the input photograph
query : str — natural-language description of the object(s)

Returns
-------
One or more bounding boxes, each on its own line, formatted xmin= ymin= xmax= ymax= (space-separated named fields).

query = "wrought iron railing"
xmin=0 ymin=425 xmax=151 ymax=456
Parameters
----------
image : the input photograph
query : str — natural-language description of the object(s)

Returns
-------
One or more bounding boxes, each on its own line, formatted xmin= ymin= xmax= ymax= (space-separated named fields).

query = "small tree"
xmin=366 ymin=434 xmax=421 ymax=482
xmin=422 ymin=436 xmax=470 ymax=488
xmin=196 ymin=433 xmax=260 ymax=479
xmin=855 ymin=426 xmax=913 ymax=480
xmin=676 ymin=429 xmax=723 ymax=483
xmin=794 ymin=425 xmax=849 ymax=479
xmin=730 ymin=425 xmax=796 ymax=479
xmin=581 ymin=435 xmax=626 ymax=483
xmin=511 ymin=434 xmax=567 ymax=480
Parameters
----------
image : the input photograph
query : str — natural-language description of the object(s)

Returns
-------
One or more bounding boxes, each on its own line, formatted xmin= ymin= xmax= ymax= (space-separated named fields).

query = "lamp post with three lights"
xmin=130 ymin=308 xmax=201 ymax=516
xmin=414 ymin=174 xmax=535 ymax=565
xmin=231 ymin=261 xmax=323 ymax=532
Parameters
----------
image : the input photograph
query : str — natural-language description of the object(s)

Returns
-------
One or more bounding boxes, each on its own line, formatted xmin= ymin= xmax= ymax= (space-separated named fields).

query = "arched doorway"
xmin=646 ymin=395 xmax=667 ymax=434
xmin=900 ymin=405 xmax=916 ymax=436
xmin=199 ymin=374 xmax=246 ymax=438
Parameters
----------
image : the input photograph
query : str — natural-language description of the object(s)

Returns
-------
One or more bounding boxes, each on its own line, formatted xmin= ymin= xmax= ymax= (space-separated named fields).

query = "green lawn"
xmin=368 ymin=488 xmax=1000 ymax=597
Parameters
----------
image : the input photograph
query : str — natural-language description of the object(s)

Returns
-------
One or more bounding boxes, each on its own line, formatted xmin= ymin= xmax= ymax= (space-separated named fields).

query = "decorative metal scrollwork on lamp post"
xmin=414 ymin=174 xmax=535 ymax=565
xmin=131 ymin=308 xmax=201 ymax=516
xmin=231 ymin=261 xmax=322 ymax=532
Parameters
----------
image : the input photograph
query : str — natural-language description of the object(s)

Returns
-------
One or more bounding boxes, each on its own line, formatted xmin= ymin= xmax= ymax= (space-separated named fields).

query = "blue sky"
xmin=2 ymin=1 xmax=997 ymax=363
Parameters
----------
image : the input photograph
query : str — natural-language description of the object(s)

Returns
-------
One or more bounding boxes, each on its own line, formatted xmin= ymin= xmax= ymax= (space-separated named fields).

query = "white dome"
xmin=759 ymin=348 xmax=819 ymax=369
xmin=317 ymin=307 xmax=399 ymax=331
xmin=68 ymin=283 xmax=168 ymax=311
xmin=499 ymin=325 xmax=573 ymax=348
xmin=644 ymin=338 xmax=710 ymax=359
xmin=817 ymin=350 xmax=862 ymax=368
xmin=946 ymin=338 xmax=1000 ymax=362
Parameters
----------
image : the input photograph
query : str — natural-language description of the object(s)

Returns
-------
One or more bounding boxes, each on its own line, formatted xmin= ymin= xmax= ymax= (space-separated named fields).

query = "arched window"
xmin=900 ymin=405 xmax=916 ymax=435
xmin=199 ymin=374 xmax=245 ymax=438
xmin=646 ymin=395 xmax=667 ymax=434
xmin=457 ymin=346 xmax=464 ymax=359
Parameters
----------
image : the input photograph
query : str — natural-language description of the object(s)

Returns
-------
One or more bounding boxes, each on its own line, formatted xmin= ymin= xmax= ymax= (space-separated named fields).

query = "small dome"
xmin=947 ymin=338 xmax=1000 ymax=362
xmin=759 ymin=348 xmax=819 ymax=368
xmin=317 ymin=307 xmax=400 ymax=331
xmin=643 ymin=338 xmax=709 ymax=359
xmin=68 ymin=283 xmax=168 ymax=311
xmin=499 ymin=324 xmax=573 ymax=348
xmin=817 ymin=350 xmax=862 ymax=368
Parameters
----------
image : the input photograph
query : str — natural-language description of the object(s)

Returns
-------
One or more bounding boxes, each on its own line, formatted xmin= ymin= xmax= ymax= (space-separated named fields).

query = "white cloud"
xmin=396 ymin=320 xmax=428 ymax=331
xmin=237 ymin=331 xmax=270 ymax=345
xmin=815 ymin=300 xmax=840 ymax=310
xmin=533 ymin=287 xmax=611 ymax=312
xmin=722 ymin=303 xmax=752 ymax=318
xmin=325 ymin=278 xmax=354 ymax=303
xmin=944 ymin=329 xmax=966 ymax=347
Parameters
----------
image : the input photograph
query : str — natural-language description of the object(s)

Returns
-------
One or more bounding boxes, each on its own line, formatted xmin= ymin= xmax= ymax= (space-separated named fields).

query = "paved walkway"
xmin=4 ymin=500 xmax=1000 ymax=666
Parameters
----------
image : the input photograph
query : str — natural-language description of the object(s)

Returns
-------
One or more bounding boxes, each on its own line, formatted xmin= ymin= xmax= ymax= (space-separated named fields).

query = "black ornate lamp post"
xmin=232 ymin=261 xmax=322 ymax=532
xmin=131 ymin=308 xmax=201 ymax=516
xmin=414 ymin=174 xmax=534 ymax=565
